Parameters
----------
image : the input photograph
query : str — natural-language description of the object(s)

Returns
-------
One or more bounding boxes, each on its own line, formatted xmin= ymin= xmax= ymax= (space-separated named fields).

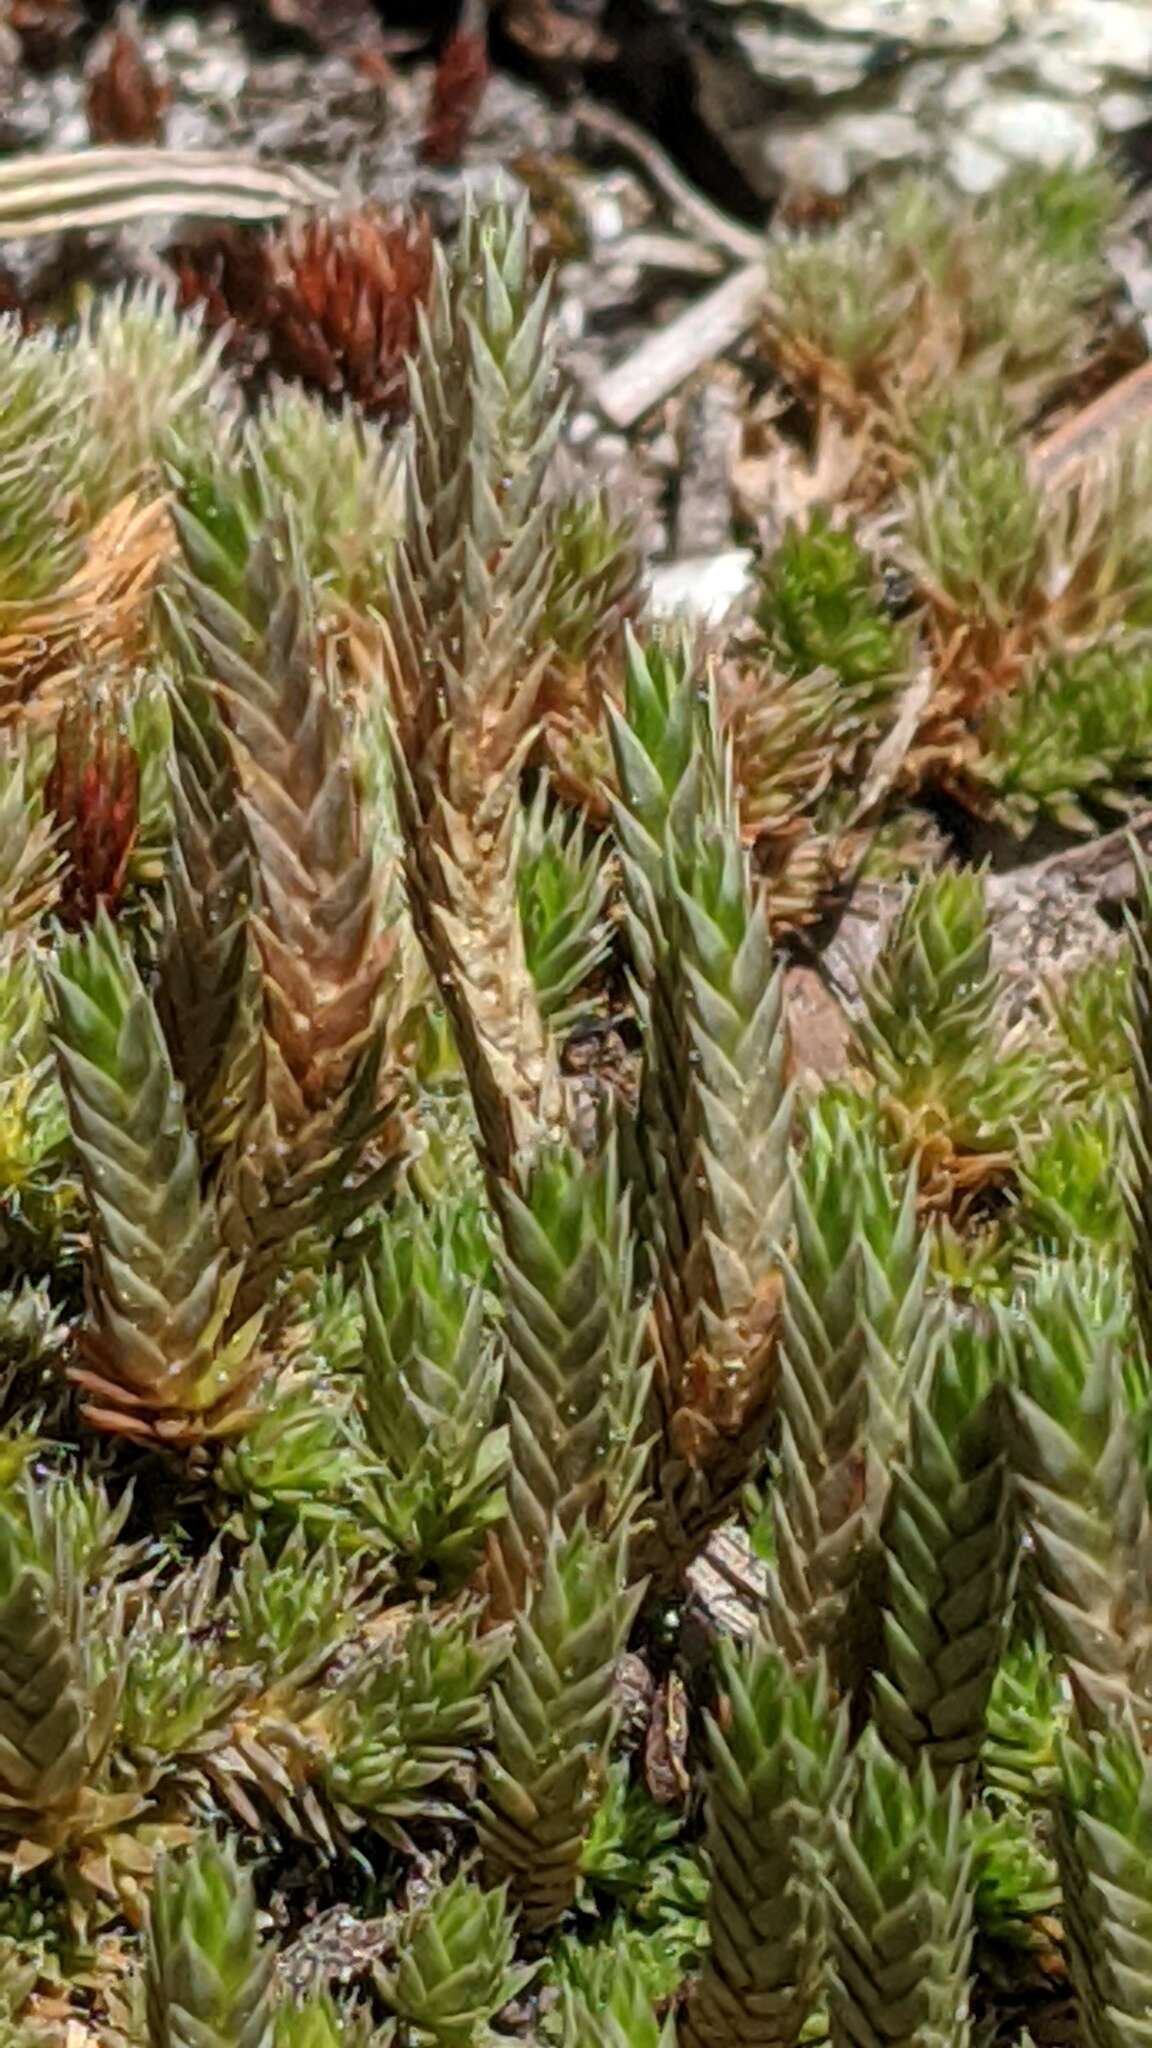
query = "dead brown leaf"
xmin=643 ymin=1671 xmax=691 ymax=1806
xmin=0 ymin=493 xmax=174 ymax=719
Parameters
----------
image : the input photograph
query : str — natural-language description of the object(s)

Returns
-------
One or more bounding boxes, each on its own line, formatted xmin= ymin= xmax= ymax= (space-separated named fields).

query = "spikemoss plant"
xmin=3 ymin=176 xmax=1152 ymax=2048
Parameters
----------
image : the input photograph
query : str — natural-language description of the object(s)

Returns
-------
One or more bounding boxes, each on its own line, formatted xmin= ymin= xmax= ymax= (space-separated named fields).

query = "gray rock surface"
xmin=693 ymin=0 xmax=1152 ymax=196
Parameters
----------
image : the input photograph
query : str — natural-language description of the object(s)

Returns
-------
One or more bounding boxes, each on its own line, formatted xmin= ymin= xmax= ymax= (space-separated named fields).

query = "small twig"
xmin=612 ymin=230 xmax=725 ymax=278
xmin=847 ymin=665 xmax=936 ymax=831
xmin=594 ymin=259 xmax=766 ymax=429
xmin=573 ymin=98 xmax=767 ymax=264
xmin=987 ymin=805 xmax=1152 ymax=906
xmin=1030 ymin=359 xmax=1152 ymax=489
xmin=698 ymin=1530 xmax=769 ymax=1613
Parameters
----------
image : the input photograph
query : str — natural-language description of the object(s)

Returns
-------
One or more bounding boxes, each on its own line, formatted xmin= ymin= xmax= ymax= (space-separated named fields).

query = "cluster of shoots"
xmin=2 ymin=165 xmax=1152 ymax=2048
xmin=725 ymin=157 xmax=1152 ymax=924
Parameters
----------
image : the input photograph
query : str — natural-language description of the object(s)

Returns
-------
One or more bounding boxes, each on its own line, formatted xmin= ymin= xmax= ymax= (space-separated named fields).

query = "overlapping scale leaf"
xmin=976 ymin=644 xmax=1152 ymax=836
xmin=145 ymin=1835 xmax=274 ymax=2048
xmin=374 ymin=1870 xmax=531 ymax=2046
xmin=980 ymin=1637 xmax=1068 ymax=1808
xmin=48 ymin=910 xmax=262 ymax=1445
xmin=0 ymin=931 xmax=73 ymax=1280
xmin=0 ymin=740 xmax=60 ymax=939
xmin=680 ymin=1635 xmax=847 ymax=2048
xmin=608 ymin=629 xmax=792 ymax=1583
xmin=1005 ymin=1257 xmax=1152 ymax=1726
xmin=319 ymin=1604 xmax=502 ymax=1845
xmin=477 ymin=1519 xmax=643 ymax=1930
xmin=157 ymin=654 xmax=259 ymax=1163
xmin=178 ymin=495 xmax=402 ymax=1308
xmin=826 ymin=1734 xmax=974 ymax=2048
xmin=768 ymin=1088 xmax=930 ymax=1690
xmin=517 ymin=782 xmax=612 ymax=1031
xmin=0 ymin=319 xmax=84 ymax=612
xmin=0 ymin=1503 xmax=92 ymax=1865
xmin=383 ymin=195 xmax=565 ymax=1182
xmin=359 ymin=1190 xmax=507 ymax=1583
xmin=535 ymin=482 xmax=645 ymax=820
xmin=1127 ymin=862 xmax=1152 ymax=1399
xmin=560 ymin=1939 xmax=675 ymax=2047
xmin=872 ymin=1317 xmax=1015 ymax=1769
xmin=1056 ymin=1713 xmax=1152 ymax=2048
xmin=754 ymin=511 xmax=909 ymax=734
xmin=491 ymin=1138 xmax=648 ymax=1610
xmin=72 ymin=284 xmax=234 ymax=520
xmin=856 ymin=869 xmax=1042 ymax=1198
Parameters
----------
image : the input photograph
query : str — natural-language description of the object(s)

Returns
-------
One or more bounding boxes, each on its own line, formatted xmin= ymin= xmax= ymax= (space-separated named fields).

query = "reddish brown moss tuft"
xmin=421 ymin=28 xmax=490 ymax=167
xmin=172 ymin=208 xmax=435 ymax=420
xmin=43 ymin=684 xmax=140 ymax=930
xmin=85 ymin=8 xmax=169 ymax=146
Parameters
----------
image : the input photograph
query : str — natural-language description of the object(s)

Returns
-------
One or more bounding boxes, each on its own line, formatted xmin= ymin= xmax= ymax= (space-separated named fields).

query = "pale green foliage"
xmin=0 ymin=320 xmax=83 ymax=605
xmin=1043 ymin=951 xmax=1133 ymax=1105
xmin=216 ymin=1377 xmax=376 ymax=1551
xmin=981 ymin=1637 xmax=1068 ymax=1807
xmin=0 ymin=1282 xmax=65 ymax=1401
xmin=872 ymin=1317 xmax=1014 ymax=1769
xmin=548 ymin=1874 xmax=706 ymax=2029
xmin=146 ymin=1836 xmax=274 ymax=2048
xmin=359 ymin=1191 xmax=507 ymax=1582
xmin=374 ymin=1870 xmax=531 ymax=2046
xmin=20 ymin=1467 xmax=140 ymax=1595
xmin=0 ymin=738 xmax=60 ymax=938
xmin=0 ymin=1501 xmax=98 ymax=1851
xmin=767 ymin=161 xmax=1121 ymax=412
xmin=48 ymin=909 xmax=260 ymax=1444
xmin=495 ymin=1138 xmax=648 ymax=1595
xmin=1057 ymin=1714 xmax=1152 ymax=2048
xmin=0 ymin=935 xmax=71 ymax=1273
xmin=222 ymin=1533 xmax=362 ymax=1693
xmin=0 ymin=742 xmax=69 ymax=1275
xmin=967 ymin=1803 xmax=1059 ymax=1950
xmin=861 ymin=869 xmax=999 ymax=1088
xmin=1007 ymin=1257 xmax=1152 ymax=1725
xmin=755 ymin=512 xmax=908 ymax=728
xmin=170 ymin=378 xmax=404 ymax=642
xmin=382 ymin=194 xmax=566 ymax=1186
xmin=858 ymin=868 xmax=1043 ymax=1172
xmin=540 ymin=484 xmax=641 ymax=675
xmin=118 ymin=1596 xmax=248 ymax=1764
xmin=609 ymin=629 xmax=792 ymax=1577
xmin=251 ymin=385 xmax=404 ymax=618
xmin=272 ymin=1990 xmax=356 ymax=2048
xmin=518 ymin=782 xmax=612 ymax=1029
xmin=827 ymin=1734 xmax=974 ymax=2048
xmin=769 ymin=1087 xmax=929 ymax=1685
xmin=902 ymin=432 xmax=1045 ymax=623
xmin=1 ymin=178 xmax=1150 ymax=2048
xmin=579 ymin=1762 xmax=684 ymax=1907
xmin=119 ymin=666 xmax=175 ymax=898
xmin=978 ymin=645 xmax=1152 ymax=834
xmin=478 ymin=1520 xmax=643 ymax=1930
xmin=682 ymin=1636 xmax=846 ymax=2048
xmin=766 ymin=184 xmax=935 ymax=380
xmin=1016 ymin=1107 xmax=1129 ymax=1260
xmin=321 ymin=1605 xmax=502 ymax=1837
xmin=157 ymin=658 xmax=256 ymax=1162
xmin=273 ymin=1991 xmax=371 ymax=2048
xmin=74 ymin=285 xmax=234 ymax=519
xmin=558 ymin=1938 xmax=675 ymax=2047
